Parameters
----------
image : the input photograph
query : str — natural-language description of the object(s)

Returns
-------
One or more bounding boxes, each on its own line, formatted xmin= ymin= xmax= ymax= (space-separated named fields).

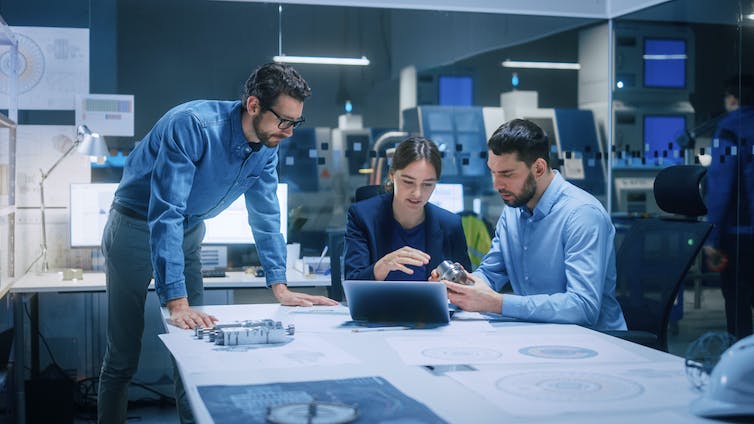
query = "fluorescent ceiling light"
xmin=642 ymin=54 xmax=687 ymax=60
xmin=501 ymin=60 xmax=580 ymax=70
xmin=744 ymin=13 xmax=754 ymax=20
xmin=273 ymin=55 xmax=370 ymax=66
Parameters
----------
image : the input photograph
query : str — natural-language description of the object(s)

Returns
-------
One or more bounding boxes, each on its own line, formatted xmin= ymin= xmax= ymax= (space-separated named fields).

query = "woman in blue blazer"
xmin=345 ymin=136 xmax=471 ymax=281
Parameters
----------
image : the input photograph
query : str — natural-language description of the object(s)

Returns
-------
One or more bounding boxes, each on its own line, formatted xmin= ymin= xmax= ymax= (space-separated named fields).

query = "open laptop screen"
xmin=342 ymin=280 xmax=450 ymax=325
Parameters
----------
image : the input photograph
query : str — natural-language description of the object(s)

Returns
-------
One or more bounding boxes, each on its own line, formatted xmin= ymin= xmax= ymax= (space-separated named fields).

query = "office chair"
xmin=606 ymin=165 xmax=712 ymax=351
xmin=328 ymin=184 xmax=386 ymax=301
xmin=354 ymin=185 xmax=385 ymax=202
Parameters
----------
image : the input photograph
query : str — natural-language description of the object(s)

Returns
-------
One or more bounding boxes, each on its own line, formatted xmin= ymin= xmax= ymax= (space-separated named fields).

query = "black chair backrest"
xmin=653 ymin=165 xmax=708 ymax=216
xmin=615 ymin=165 xmax=712 ymax=351
xmin=355 ymin=185 xmax=385 ymax=202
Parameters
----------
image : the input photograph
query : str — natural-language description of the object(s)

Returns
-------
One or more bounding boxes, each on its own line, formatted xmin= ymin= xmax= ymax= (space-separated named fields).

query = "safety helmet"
xmin=690 ymin=334 xmax=754 ymax=417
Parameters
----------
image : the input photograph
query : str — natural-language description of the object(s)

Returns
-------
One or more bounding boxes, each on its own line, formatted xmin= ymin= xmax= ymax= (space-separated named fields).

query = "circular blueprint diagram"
xmin=518 ymin=345 xmax=599 ymax=359
xmin=496 ymin=371 xmax=644 ymax=402
xmin=0 ymin=33 xmax=45 ymax=94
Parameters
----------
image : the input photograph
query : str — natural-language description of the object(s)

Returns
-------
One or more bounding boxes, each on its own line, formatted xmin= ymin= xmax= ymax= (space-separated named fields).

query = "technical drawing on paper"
xmin=0 ymin=33 xmax=45 ymax=94
xmin=197 ymin=376 xmax=447 ymax=424
xmin=421 ymin=346 xmax=503 ymax=362
xmin=518 ymin=345 xmax=598 ymax=360
xmin=495 ymin=371 xmax=644 ymax=402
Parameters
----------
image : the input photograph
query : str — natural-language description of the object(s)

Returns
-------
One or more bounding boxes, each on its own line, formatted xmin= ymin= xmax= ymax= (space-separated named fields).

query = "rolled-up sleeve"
xmin=149 ymin=111 xmax=204 ymax=303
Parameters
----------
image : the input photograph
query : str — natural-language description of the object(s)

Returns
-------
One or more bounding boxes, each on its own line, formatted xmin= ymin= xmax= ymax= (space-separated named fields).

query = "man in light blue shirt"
xmin=98 ymin=63 xmax=338 ymax=424
xmin=444 ymin=119 xmax=626 ymax=331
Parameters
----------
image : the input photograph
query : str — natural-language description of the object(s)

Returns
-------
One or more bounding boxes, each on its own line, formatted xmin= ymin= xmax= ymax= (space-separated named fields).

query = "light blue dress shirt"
xmin=473 ymin=171 xmax=626 ymax=331
xmin=114 ymin=100 xmax=286 ymax=303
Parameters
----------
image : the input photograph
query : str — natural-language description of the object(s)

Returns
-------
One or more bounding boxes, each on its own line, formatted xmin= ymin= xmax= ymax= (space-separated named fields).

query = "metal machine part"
xmin=195 ymin=319 xmax=295 ymax=346
xmin=437 ymin=260 xmax=471 ymax=285
xmin=267 ymin=401 xmax=359 ymax=424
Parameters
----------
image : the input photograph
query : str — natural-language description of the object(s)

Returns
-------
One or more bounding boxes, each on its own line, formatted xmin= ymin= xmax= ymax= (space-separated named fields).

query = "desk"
xmin=161 ymin=304 xmax=714 ymax=424
xmin=9 ymin=270 xmax=330 ymax=424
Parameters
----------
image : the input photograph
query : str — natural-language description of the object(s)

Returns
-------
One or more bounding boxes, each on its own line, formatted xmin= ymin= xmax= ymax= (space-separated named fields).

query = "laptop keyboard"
xmin=201 ymin=269 xmax=227 ymax=278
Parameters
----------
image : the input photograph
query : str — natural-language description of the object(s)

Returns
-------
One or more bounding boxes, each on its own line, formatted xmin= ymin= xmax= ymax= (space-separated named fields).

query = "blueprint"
xmin=197 ymin=376 xmax=447 ymax=424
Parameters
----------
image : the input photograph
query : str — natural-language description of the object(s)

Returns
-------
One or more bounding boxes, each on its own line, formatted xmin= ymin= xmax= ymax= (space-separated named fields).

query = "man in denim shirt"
xmin=442 ymin=119 xmax=626 ymax=331
xmin=98 ymin=63 xmax=338 ymax=423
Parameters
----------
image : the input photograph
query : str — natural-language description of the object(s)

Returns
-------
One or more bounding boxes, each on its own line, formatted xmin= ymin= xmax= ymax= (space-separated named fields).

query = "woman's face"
xmin=390 ymin=159 xmax=438 ymax=213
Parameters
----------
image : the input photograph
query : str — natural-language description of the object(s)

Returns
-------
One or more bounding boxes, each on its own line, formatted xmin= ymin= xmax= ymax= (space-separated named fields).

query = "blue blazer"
xmin=344 ymin=192 xmax=471 ymax=280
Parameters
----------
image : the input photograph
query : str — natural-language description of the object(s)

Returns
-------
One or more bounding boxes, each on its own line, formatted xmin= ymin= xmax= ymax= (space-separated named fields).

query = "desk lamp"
xmin=25 ymin=125 xmax=108 ymax=274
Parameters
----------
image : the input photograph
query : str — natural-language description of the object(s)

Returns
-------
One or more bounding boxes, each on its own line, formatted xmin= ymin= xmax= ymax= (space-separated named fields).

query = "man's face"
xmin=251 ymin=94 xmax=304 ymax=148
xmin=487 ymin=151 xmax=537 ymax=208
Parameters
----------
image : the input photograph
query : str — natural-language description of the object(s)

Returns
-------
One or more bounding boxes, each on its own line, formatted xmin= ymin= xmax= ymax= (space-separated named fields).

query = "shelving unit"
xmin=0 ymin=16 xmax=18 ymax=296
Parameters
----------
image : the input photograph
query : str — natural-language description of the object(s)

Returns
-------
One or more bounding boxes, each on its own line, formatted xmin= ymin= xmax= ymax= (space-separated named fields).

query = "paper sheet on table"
xmin=286 ymin=305 xmax=353 ymax=332
xmin=160 ymin=331 xmax=360 ymax=372
xmin=446 ymin=361 xmax=695 ymax=417
xmin=385 ymin=332 xmax=650 ymax=366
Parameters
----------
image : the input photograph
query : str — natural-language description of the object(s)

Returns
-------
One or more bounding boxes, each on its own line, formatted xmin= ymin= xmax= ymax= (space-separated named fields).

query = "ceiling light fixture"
xmin=273 ymin=5 xmax=369 ymax=66
xmin=273 ymin=55 xmax=370 ymax=66
xmin=502 ymin=60 xmax=581 ymax=70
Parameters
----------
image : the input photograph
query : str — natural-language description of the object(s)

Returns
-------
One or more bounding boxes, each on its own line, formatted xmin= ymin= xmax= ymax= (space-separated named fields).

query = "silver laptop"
xmin=342 ymin=280 xmax=450 ymax=325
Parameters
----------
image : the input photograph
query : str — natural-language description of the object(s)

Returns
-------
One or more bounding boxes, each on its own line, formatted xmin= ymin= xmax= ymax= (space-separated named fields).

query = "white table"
xmin=8 ymin=270 xmax=330 ymax=424
xmin=161 ymin=304 xmax=718 ymax=424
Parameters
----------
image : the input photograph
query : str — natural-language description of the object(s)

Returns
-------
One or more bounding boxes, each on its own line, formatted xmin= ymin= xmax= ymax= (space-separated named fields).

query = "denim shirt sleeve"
xmin=149 ymin=111 xmax=205 ymax=303
xmin=246 ymin=153 xmax=287 ymax=286
xmin=502 ymin=205 xmax=612 ymax=327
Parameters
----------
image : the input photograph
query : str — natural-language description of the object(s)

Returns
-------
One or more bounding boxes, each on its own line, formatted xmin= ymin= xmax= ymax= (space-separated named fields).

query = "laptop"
xmin=342 ymin=280 xmax=450 ymax=325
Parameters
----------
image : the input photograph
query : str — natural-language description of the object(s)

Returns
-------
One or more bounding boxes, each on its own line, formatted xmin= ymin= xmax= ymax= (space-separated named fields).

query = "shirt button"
xmin=524 ymin=246 xmax=528 ymax=251
xmin=244 ymin=147 xmax=252 ymax=154
xmin=525 ymin=276 xmax=529 ymax=280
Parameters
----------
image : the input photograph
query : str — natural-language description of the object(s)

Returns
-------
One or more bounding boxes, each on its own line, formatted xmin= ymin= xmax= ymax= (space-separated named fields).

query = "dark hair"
xmin=241 ymin=63 xmax=312 ymax=110
xmin=724 ymin=74 xmax=754 ymax=106
xmin=487 ymin=119 xmax=550 ymax=167
xmin=385 ymin=136 xmax=442 ymax=190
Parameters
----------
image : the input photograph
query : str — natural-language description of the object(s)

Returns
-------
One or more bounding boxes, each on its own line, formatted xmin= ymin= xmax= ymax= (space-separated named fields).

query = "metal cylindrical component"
xmin=437 ymin=260 xmax=471 ymax=285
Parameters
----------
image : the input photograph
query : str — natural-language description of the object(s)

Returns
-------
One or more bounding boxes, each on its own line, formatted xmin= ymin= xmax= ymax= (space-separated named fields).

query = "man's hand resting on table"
xmin=271 ymin=283 xmax=339 ymax=307
xmin=167 ymin=297 xmax=218 ymax=329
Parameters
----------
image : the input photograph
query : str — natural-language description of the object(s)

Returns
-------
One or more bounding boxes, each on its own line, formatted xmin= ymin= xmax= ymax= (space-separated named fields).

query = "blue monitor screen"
xmin=643 ymin=115 xmax=685 ymax=166
xmin=644 ymin=38 xmax=686 ymax=88
xmin=439 ymin=76 xmax=473 ymax=106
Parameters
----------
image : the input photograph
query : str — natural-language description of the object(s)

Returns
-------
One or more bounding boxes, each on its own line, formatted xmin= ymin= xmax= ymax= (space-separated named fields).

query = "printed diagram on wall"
xmin=0 ymin=33 xmax=44 ymax=95
xmin=0 ymin=26 xmax=89 ymax=110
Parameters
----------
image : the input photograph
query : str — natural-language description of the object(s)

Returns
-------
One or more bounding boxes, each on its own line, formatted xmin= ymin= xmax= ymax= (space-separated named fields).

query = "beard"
xmin=500 ymin=171 xmax=537 ymax=208
xmin=252 ymin=114 xmax=285 ymax=148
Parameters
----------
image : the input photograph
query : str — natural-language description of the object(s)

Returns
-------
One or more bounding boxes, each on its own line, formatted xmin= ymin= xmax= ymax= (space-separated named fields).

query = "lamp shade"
xmin=75 ymin=125 xmax=108 ymax=158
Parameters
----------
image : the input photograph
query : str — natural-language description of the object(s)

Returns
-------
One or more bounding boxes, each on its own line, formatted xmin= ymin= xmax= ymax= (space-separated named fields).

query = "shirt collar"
xmin=231 ymin=102 xmax=265 ymax=157
xmin=521 ymin=169 xmax=564 ymax=221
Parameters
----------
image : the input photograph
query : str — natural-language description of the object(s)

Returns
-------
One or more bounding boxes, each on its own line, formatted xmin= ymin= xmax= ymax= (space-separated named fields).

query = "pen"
xmin=313 ymin=245 xmax=329 ymax=273
xmin=351 ymin=326 xmax=411 ymax=333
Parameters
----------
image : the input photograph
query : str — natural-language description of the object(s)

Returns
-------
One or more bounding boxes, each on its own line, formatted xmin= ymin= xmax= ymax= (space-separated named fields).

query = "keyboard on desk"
xmin=201 ymin=269 xmax=227 ymax=278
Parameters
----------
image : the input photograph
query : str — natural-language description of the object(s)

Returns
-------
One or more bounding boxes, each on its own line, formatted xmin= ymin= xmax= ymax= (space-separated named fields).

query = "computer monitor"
xmin=69 ymin=183 xmax=288 ymax=247
xmin=428 ymin=183 xmax=464 ymax=214
xmin=643 ymin=115 xmax=685 ymax=166
xmin=70 ymin=183 xmax=119 ymax=247
xmin=643 ymin=38 xmax=686 ymax=88
xmin=439 ymin=75 xmax=473 ymax=106
xmin=203 ymin=183 xmax=288 ymax=244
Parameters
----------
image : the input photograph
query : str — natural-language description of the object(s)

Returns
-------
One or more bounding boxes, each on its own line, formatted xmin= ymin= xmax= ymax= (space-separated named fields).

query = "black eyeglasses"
xmin=266 ymin=107 xmax=305 ymax=130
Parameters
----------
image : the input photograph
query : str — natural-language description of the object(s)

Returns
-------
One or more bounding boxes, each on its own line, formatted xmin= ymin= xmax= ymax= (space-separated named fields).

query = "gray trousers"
xmin=97 ymin=208 xmax=205 ymax=424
